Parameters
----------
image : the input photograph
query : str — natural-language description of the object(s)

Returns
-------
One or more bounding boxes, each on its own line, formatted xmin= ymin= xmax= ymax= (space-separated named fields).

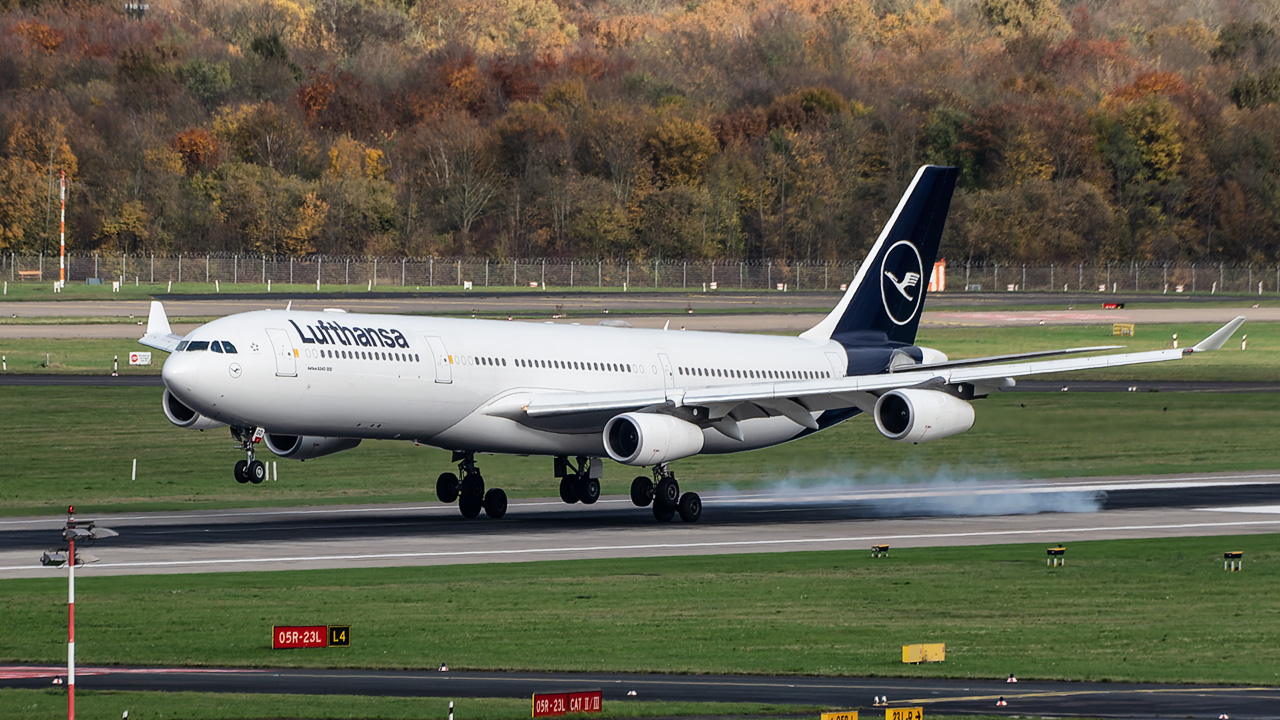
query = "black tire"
xmin=652 ymin=502 xmax=676 ymax=522
xmin=234 ymin=460 xmax=250 ymax=484
xmin=678 ymin=492 xmax=702 ymax=523
xmin=655 ymin=477 xmax=680 ymax=507
xmin=483 ymin=488 xmax=508 ymax=519
xmin=436 ymin=472 xmax=460 ymax=503
xmin=630 ymin=476 xmax=654 ymax=507
xmin=460 ymin=474 xmax=485 ymax=499
xmin=459 ymin=491 xmax=483 ymax=519
xmin=577 ymin=477 xmax=601 ymax=505
xmin=559 ymin=476 xmax=578 ymax=504
xmin=249 ymin=460 xmax=267 ymax=484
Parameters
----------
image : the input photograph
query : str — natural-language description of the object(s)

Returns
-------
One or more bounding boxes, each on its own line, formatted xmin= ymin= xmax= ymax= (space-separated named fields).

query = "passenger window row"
xmin=177 ymin=340 xmax=237 ymax=354
xmin=317 ymin=348 xmax=419 ymax=363
xmin=678 ymin=366 xmax=828 ymax=381
xmin=516 ymin=358 xmax=635 ymax=373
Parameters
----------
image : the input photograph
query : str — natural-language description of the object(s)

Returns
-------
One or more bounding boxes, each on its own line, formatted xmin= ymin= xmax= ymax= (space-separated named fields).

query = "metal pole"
xmin=59 ymin=170 xmax=66 ymax=284
xmin=206 ymin=255 xmax=209 ymax=283
xmin=67 ymin=525 xmax=76 ymax=720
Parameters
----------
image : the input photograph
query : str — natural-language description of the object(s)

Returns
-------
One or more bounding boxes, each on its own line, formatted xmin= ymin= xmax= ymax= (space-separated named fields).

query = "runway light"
xmin=996 ymin=697 xmax=1008 ymax=706
xmin=1007 ymin=674 xmax=1018 ymax=683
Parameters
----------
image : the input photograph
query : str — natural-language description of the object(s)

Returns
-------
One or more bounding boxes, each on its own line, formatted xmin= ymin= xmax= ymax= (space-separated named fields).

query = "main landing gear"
xmin=555 ymin=456 xmax=602 ymax=505
xmin=630 ymin=464 xmax=701 ymax=523
xmin=231 ymin=426 xmax=266 ymax=484
xmin=436 ymin=451 xmax=507 ymax=519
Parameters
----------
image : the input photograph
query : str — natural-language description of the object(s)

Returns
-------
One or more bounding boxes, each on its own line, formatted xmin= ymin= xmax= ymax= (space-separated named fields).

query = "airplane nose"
xmin=161 ymin=352 xmax=199 ymax=392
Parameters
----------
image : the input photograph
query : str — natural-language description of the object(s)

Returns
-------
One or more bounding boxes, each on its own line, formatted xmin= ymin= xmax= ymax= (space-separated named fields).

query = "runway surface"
xmin=3 ymin=471 xmax=1280 ymax=580
xmin=2 ymin=665 xmax=1277 ymax=719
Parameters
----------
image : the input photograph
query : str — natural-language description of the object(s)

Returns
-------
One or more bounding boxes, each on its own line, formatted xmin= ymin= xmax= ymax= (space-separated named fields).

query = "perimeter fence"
xmin=3 ymin=253 xmax=1279 ymax=295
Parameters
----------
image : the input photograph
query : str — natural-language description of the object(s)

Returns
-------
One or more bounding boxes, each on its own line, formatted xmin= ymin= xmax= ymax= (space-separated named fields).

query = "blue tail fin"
xmin=801 ymin=165 xmax=958 ymax=348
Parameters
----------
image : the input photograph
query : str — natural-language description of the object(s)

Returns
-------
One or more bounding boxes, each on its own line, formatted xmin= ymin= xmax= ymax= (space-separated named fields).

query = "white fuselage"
xmin=161 ymin=310 xmax=856 ymax=458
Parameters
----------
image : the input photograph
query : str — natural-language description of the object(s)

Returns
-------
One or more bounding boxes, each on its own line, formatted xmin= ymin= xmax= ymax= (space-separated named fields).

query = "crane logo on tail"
xmin=880 ymin=240 xmax=925 ymax=326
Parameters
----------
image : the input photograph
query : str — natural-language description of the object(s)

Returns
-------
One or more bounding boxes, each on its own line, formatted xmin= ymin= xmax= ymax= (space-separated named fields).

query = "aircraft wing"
xmin=521 ymin=317 xmax=1245 ymax=422
xmin=138 ymin=300 xmax=184 ymax=353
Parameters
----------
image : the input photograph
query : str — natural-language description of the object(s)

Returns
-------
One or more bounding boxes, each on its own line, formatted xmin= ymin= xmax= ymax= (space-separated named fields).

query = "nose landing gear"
xmin=231 ymin=426 xmax=266 ymax=484
xmin=436 ymin=451 xmax=507 ymax=519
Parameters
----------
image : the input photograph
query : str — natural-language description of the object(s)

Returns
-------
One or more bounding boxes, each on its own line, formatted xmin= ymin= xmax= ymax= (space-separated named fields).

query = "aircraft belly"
xmin=433 ymin=414 xmax=607 ymax=456
xmin=701 ymin=415 xmax=807 ymax=454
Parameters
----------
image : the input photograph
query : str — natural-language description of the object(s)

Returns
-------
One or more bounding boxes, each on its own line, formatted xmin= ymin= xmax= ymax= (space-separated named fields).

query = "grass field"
xmin=0 ymin=690 xmax=825 ymax=720
xmin=1 ymin=538 xmax=1276 ymax=685
xmin=1 ymin=387 xmax=1278 ymax=515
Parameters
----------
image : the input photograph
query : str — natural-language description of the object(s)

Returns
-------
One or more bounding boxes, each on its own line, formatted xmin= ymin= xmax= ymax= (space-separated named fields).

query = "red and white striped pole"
xmin=67 ymin=506 xmax=76 ymax=720
xmin=59 ymin=170 xmax=66 ymax=286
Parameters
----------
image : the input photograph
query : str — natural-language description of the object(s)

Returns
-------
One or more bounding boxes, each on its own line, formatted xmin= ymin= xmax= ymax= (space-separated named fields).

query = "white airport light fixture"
xmin=40 ymin=506 xmax=117 ymax=720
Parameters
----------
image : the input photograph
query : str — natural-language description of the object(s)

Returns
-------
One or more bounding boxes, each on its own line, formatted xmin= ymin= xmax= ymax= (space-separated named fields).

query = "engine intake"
xmin=603 ymin=412 xmax=705 ymax=466
xmin=162 ymin=389 xmax=226 ymax=431
xmin=264 ymin=434 xmax=362 ymax=460
xmin=873 ymin=388 xmax=975 ymax=444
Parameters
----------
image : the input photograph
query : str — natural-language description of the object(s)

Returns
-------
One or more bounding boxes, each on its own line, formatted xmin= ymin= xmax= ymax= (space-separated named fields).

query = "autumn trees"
xmin=1 ymin=0 xmax=1280 ymax=265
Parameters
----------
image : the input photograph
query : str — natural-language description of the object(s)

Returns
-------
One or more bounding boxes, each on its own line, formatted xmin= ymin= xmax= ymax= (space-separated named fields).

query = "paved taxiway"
xmin=3 ymin=666 xmax=1278 ymax=719
xmin=3 ymin=472 xmax=1279 ymax=579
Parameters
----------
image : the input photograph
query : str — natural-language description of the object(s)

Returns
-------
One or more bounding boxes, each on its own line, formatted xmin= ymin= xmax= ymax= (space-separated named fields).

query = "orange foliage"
xmin=171 ymin=128 xmax=220 ymax=173
xmin=1111 ymin=72 xmax=1191 ymax=104
xmin=13 ymin=20 xmax=64 ymax=53
xmin=296 ymin=68 xmax=337 ymax=122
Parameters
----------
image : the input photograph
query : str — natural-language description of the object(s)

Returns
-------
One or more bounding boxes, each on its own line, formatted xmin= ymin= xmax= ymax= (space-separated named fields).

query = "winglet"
xmin=1189 ymin=316 xmax=1246 ymax=353
xmin=147 ymin=300 xmax=172 ymax=336
xmin=139 ymin=300 xmax=183 ymax=353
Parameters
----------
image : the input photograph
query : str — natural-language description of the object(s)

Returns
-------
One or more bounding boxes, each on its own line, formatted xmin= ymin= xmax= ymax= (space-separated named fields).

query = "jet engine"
xmin=263 ymin=434 xmax=362 ymax=460
xmin=162 ymin=389 xmax=226 ymax=431
xmin=873 ymin=388 xmax=975 ymax=444
xmin=603 ymin=412 xmax=705 ymax=466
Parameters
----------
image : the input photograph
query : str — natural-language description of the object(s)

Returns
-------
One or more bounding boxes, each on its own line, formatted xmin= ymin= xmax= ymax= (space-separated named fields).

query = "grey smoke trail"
xmin=709 ymin=464 xmax=1104 ymax=517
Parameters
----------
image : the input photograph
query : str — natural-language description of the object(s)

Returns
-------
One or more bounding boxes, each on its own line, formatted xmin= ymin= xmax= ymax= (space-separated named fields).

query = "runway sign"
xmin=902 ymin=643 xmax=945 ymax=663
xmin=273 ymin=626 xmax=326 ymax=649
xmin=532 ymin=690 xmax=602 ymax=717
xmin=821 ymin=711 xmax=858 ymax=720
xmin=328 ymin=625 xmax=350 ymax=646
xmin=885 ymin=708 xmax=922 ymax=720
xmin=272 ymin=625 xmax=350 ymax=649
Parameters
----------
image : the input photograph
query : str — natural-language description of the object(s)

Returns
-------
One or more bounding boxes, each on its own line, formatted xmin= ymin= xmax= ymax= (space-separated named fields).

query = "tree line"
xmin=1 ymin=0 xmax=1279 ymax=266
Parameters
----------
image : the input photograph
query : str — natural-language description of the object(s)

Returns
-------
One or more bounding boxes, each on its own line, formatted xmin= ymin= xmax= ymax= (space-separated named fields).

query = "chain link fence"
xmin=3 ymin=253 xmax=1279 ymax=295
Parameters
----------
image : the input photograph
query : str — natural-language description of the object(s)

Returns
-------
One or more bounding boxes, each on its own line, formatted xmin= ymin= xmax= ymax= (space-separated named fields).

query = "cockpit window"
xmin=176 ymin=341 xmax=189 ymax=351
xmin=211 ymin=341 xmax=224 ymax=353
xmin=187 ymin=341 xmax=210 ymax=351
xmin=221 ymin=341 xmax=238 ymax=354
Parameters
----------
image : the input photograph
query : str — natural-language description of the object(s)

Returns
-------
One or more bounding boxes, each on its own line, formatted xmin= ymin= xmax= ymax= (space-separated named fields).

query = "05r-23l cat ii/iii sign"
xmin=141 ymin=166 xmax=1245 ymax=523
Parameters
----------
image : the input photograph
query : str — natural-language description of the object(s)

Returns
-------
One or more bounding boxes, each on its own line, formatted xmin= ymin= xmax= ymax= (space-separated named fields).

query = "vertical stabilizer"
xmin=801 ymin=166 xmax=958 ymax=347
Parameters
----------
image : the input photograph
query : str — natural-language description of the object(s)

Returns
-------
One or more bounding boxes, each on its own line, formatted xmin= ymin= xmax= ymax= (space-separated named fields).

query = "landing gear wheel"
xmin=559 ymin=476 xmax=579 ymax=504
xmin=678 ymin=492 xmax=702 ymax=523
xmin=483 ymin=488 xmax=508 ymax=519
xmin=630 ymin=476 xmax=654 ymax=507
xmin=234 ymin=460 xmax=250 ymax=484
xmin=652 ymin=502 xmax=676 ymax=522
xmin=248 ymin=460 xmax=267 ymax=484
xmin=655 ymin=477 xmax=680 ymax=507
xmin=459 ymin=490 xmax=483 ymax=518
xmin=460 ymin=475 xmax=485 ymax=499
xmin=576 ymin=477 xmax=601 ymax=505
xmin=436 ymin=472 xmax=460 ymax=503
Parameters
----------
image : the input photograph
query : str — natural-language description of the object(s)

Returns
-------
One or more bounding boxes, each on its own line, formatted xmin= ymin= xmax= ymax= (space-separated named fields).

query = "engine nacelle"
xmin=264 ymin=433 xmax=361 ymax=460
xmin=162 ymin=389 xmax=226 ymax=431
xmin=874 ymin=388 xmax=975 ymax=444
xmin=603 ymin=412 xmax=705 ymax=466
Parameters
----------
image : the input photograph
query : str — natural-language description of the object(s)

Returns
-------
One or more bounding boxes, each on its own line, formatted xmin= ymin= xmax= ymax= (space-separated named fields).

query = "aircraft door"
xmin=658 ymin=353 xmax=674 ymax=390
xmin=266 ymin=328 xmax=297 ymax=377
xmin=424 ymin=336 xmax=452 ymax=383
